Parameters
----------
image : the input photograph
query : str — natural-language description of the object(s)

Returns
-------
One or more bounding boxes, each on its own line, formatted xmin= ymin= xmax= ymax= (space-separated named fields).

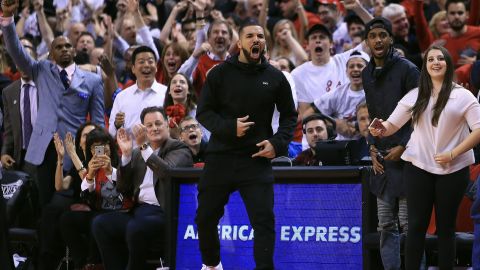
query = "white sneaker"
xmin=201 ymin=262 xmax=223 ymax=270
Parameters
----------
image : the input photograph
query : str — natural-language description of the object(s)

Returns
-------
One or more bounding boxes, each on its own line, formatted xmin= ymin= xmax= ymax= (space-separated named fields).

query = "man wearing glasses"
xmin=179 ymin=116 xmax=207 ymax=165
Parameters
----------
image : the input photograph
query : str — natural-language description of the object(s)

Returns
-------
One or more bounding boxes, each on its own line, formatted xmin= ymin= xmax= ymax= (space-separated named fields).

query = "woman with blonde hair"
xmin=270 ymin=19 xmax=308 ymax=67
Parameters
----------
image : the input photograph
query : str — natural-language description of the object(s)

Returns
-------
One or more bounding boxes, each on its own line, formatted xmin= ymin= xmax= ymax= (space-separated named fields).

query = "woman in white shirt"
xmin=370 ymin=46 xmax=480 ymax=270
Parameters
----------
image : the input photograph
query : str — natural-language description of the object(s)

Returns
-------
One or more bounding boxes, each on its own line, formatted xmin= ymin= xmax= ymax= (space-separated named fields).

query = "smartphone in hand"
xmin=369 ymin=118 xmax=386 ymax=133
xmin=94 ymin=145 xmax=105 ymax=156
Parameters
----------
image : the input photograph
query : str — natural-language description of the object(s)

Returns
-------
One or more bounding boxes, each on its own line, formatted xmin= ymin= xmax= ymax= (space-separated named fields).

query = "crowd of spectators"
xmin=0 ymin=0 xmax=479 ymax=268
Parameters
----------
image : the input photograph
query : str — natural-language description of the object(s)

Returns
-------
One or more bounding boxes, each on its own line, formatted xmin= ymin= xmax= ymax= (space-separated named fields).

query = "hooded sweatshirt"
xmin=196 ymin=54 xmax=297 ymax=157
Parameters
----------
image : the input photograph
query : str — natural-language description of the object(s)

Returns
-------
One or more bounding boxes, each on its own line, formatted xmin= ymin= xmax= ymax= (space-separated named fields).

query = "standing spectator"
xmin=108 ymin=46 xmax=167 ymax=141
xmin=195 ymin=22 xmax=297 ymax=269
xmin=1 ymin=0 xmax=105 ymax=206
xmin=92 ymin=106 xmax=192 ymax=270
xmin=369 ymin=46 xmax=480 ymax=270
xmin=307 ymin=50 xmax=369 ymax=140
xmin=1 ymin=40 xmax=38 ymax=171
xmin=442 ymin=0 xmax=480 ymax=67
xmin=270 ymin=19 xmax=308 ymax=66
xmin=362 ymin=17 xmax=420 ymax=270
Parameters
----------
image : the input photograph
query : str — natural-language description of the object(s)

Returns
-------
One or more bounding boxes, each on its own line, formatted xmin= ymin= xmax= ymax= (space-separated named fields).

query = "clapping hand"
xmin=117 ymin=128 xmax=133 ymax=158
xmin=53 ymin=132 xmax=65 ymax=160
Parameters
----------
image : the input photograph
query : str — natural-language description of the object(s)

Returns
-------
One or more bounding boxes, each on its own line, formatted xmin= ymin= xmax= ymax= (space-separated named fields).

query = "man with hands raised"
xmin=195 ymin=22 xmax=297 ymax=270
xmin=92 ymin=106 xmax=192 ymax=270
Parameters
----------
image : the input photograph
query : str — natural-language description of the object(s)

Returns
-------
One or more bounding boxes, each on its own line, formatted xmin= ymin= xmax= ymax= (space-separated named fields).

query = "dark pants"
xmin=196 ymin=155 xmax=275 ymax=270
xmin=38 ymin=193 xmax=74 ymax=270
xmin=33 ymin=141 xmax=57 ymax=207
xmin=91 ymin=204 xmax=165 ymax=270
xmin=60 ymin=210 xmax=102 ymax=268
xmin=404 ymin=162 xmax=469 ymax=270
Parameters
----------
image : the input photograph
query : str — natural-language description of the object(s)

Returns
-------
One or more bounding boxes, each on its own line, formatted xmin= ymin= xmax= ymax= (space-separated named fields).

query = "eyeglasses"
xmin=181 ymin=124 xmax=200 ymax=132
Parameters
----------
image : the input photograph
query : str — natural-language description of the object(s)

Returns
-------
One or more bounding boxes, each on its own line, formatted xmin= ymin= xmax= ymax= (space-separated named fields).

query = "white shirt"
xmin=272 ymin=71 xmax=298 ymax=133
xmin=121 ymin=147 xmax=160 ymax=206
xmin=57 ymin=63 xmax=76 ymax=82
xmin=313 ymin=83 xmax=365 ymax=140
xmin=388 ymin=85 xmax=480 ymax=174
xmin=108 ymin=81 xmax=167 ymax=140
xmin=20 ymin=79 xmax=38 ymax=149
xmin=292 ymin=43 xmax=364 ymax=104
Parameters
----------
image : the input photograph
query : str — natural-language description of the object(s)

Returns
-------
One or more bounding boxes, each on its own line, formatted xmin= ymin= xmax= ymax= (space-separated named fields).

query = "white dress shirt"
xmin=108 ymin=81 xmax=167 ymax=140
xmin=121 ymin=147 xmax=160 ymax=206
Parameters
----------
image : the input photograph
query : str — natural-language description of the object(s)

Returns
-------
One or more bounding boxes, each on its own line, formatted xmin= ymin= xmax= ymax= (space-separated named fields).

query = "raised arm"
xmin=1 ymin=0 xmax=37 ymax=79
xmin=413 ymin=0 xmax=435 ymax=51
xmin=126 ymin=0 xmax=159 ymax=60
xmin=159 ymin=1 xmax=189 ymax=46
xmin=343 ymin=0 xmax=374 ymax=23
xmin=34 ymin=0 xmax=54 ymax=48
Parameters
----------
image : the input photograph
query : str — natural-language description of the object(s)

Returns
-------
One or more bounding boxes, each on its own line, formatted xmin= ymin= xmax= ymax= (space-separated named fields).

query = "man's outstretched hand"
xmin=2 ymin=0 xmax=19 ymax=17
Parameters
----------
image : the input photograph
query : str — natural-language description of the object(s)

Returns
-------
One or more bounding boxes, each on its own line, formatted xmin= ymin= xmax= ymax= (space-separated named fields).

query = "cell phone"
xmin=94 ymin=145 xmax=105 ymax=156
xmin=368 ymin=118 xmax=386 ymax=133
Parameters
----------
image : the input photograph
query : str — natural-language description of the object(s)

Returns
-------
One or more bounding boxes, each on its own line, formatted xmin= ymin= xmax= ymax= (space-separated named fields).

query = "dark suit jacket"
xmin=117 ymin=138 xmax=193 ymax=209
xmin=1 ymin=80 xmax=22 ymax=168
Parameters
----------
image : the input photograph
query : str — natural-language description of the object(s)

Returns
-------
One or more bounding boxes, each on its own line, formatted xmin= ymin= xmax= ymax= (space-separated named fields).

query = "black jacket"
xmin=196 ymin=54 xmax=297 ymax=157
xmin=362 ymin=48 xmax=420 ymax=150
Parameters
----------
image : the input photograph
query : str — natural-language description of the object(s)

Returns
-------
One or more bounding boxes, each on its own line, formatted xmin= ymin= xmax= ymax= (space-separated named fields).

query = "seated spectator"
xmin=306 ymin=50 xmax=369 ymax=140
xmin=60 ymin=128 xmax=132 ymax=270
xmin=179 ymin=116 xmax=207 ymax=165
xmin=293 ymin=114 xmax=335 ymax=166
xmin=38 ymin=123 xmax=99 ymax=270
xmin=353 ymin=102 xmax=371 ymax=162
xmin=92 ymin=106 xmax=193 ymax=270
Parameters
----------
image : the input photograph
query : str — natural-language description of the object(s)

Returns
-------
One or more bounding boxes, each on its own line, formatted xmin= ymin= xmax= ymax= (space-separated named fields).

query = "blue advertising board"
xmin=175 ymin=183 xmax=362 ymax=270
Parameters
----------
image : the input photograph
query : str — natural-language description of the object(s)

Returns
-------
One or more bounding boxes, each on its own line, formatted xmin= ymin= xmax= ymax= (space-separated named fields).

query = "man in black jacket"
xmin=195 ymin=22 xmax=297 ymax=270
xmin=362 ymin=17 xmax=419 ymax=270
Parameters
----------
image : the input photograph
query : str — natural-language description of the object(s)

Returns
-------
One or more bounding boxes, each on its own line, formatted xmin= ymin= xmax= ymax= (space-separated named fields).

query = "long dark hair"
xmin=164 ymin=72 xmax=197 ymax=113
xmin=85 ymin=129 xmax=119 ymax=168
xmin=160 ymin=43 xmax=189 ymax=84
xmin=74 ymin=122 xmax=103 ymax=162
xmin=410 ymin=46 xmax=454 ymax=126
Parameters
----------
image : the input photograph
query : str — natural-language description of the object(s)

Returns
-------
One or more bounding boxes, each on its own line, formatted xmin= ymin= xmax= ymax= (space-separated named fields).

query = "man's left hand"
xmin=252 ymin=140 xmax=276 ymax=158
xmin=384 ymin=145 xmax=405 ymax=161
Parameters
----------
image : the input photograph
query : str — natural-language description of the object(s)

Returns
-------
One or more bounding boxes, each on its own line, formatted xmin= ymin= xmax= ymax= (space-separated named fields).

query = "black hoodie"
xmin=196 ymin=54 xmax=297 ymax=156
xmin=362 ymin=48 xmax=420 ymax=150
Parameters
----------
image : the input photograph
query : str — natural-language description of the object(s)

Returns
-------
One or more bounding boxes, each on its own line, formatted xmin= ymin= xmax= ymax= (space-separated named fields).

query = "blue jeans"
xmin=472 ymin=179 xmax=480 ymax=270
xmin=377 ymin=197 xmax=408 ymax=270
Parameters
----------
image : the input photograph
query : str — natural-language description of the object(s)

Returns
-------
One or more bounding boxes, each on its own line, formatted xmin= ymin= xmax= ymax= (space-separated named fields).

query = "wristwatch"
xmin=139 ymin=142 xmax=149 ymax=151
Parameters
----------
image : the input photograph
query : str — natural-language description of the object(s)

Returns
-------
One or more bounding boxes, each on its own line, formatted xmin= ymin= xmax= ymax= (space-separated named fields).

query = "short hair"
xmin=382 ymin=3 xmax=406 ymax=20
xmin=179 ymin=116 xmax=198 ymax=127
xmin=132 ymin=46 xmax=157 ymax=64
xmin=302 ymin=113 xmax=336 ymax=140
xmin=207 ymin=20 xmax=233 ymax=39
xmin=445 ymin=0 xmax=468 ymax=11
xmin=77 ymin=31 xmax=95 ymax=45
xmin=238 ymin=20 xmax=264 ymax=36
xmin=345 ymin=15 xmax=365 ymax=30
xmin=355 ymin=102 xmax=368 ymax=114
xmin=140 ymin=106 xmax=166 ymax=124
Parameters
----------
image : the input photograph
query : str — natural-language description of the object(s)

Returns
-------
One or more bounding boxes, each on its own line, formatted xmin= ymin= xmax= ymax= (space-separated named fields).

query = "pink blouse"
xmin=388 ymin=85 xmax=480 ymax=174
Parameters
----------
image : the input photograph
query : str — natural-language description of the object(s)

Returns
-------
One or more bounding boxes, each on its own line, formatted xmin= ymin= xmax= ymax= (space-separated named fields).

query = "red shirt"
xmin=193 ymin=54 xmax=223 ymax=97
xmin=441 ymin=26 xmax=480 ymax=66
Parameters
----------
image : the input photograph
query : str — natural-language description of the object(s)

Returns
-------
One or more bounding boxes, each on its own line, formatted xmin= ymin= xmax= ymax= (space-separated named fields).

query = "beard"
xmin=449 ymin=20 xmax=465 ymax=32
xmin=241 ymin=47 xmax=264 ymax=64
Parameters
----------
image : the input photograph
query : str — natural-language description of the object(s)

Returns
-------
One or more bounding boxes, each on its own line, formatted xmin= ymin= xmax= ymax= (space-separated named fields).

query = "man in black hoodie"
xmin=195 ymin=22 xmax=297 ymax=270
xmin=362 ymin=17 xmax=419 ymax=270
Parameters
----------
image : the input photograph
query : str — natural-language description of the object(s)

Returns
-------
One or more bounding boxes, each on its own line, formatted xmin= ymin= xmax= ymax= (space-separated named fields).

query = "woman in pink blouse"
xmin=369 ymin=45 xmax=480 ymax=269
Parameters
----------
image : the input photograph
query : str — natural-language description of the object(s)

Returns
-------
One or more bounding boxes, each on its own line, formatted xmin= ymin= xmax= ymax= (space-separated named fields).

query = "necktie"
xmin=23 ymin=84 xmax=33 ymax=148
xmin=60 ymin=69 xmax=69 ymax=89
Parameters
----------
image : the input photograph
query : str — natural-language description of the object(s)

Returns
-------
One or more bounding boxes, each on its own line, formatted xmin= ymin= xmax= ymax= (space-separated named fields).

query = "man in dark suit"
xmin=1 ymin=40 xmax=38 ymax=170
xmin=1 ymin=0 xmax=105 ymax=206
xmin=92 ymin=106 xmax=192 ymax=270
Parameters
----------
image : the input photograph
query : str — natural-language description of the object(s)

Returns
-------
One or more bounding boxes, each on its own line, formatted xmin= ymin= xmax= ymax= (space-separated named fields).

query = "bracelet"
xmin=196 ymin=16 xmax=206 ymax=21
xmin=86 ymin=177 xmax=94 ymax=183
xmin=296 ymin=4 xmax=304 ymax=10
xmin=57 ymin=162 xmax=63 ymax=166
xmin=450 ymin=151 xmax=454 ymax=161
xmin=77 ymin=165 xmax=85 ymax=173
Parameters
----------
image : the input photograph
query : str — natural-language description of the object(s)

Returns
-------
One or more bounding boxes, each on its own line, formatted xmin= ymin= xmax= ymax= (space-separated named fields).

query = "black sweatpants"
xmin=404 ymin=162 xmax=469 ymax=270
xmin=196 ymin=182 xmax=275 ymax=269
